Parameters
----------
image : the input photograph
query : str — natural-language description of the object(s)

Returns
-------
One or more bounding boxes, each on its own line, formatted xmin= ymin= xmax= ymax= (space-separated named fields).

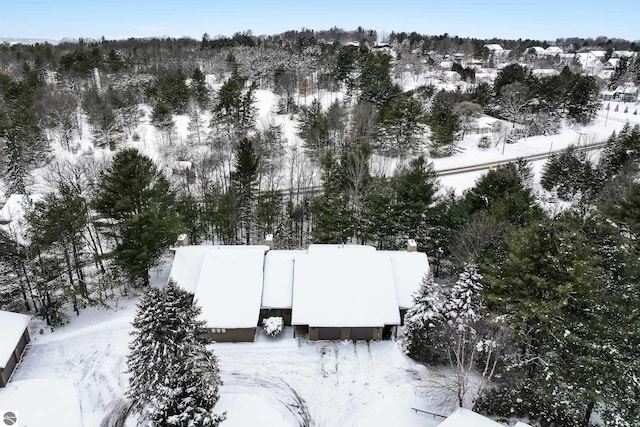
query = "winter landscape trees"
xmin=0 ymin=27 xmax=638 ymax=426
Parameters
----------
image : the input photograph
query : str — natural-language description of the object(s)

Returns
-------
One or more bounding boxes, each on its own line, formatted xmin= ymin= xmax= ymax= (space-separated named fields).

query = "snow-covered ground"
xmin=6 ymin=298 xmax=445 ymax=426
xmin=1 ymin=260 xmax=452 ymax=427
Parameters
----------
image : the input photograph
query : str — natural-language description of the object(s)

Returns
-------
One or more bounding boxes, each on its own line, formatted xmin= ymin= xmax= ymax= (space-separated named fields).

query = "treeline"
xmin=402 ymin=127 xmax=640 ymax=426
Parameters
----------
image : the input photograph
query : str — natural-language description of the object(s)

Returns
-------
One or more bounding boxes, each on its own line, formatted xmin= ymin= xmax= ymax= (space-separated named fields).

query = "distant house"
xmin=439 ymin=61 xmax=453 ymax=70
xmin=532 ymin=68 xmax=560 ymax=77
xmin=484 ymin=44 xmax=504 ymax=53
xmin=602 ymin=58 xmax=620 ymax=71
xmin=575 ymin=52 xmax=603 ymax=74
xmin=0 ymin=310 xmax=30 ymax=387
xmin=468 ymin=115 xmax=505 ymax=135
xmin=544 ymin=46 xmax=563 ymax=56
xmin=613 ymin=83 xmax=638 ymax=102
xmin=169 ymin=242 xmax=429 ymax=342
xmin=528 ymin=46 xmax=546 ymax=55
xmin=442 ymin=70 xmax=461 ymax=83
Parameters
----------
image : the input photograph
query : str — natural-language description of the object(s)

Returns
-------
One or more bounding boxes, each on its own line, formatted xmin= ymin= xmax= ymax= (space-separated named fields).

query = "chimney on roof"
xmin=407 ymin=239 xmax=417 ymax=252
xmin=176 ymin=233 xmax=189 ymax=246
xmin=265 ymin=234 xmax=274 ymax=250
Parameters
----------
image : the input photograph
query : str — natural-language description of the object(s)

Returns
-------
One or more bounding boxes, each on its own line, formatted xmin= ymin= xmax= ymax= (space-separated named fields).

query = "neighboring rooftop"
xmin=438 ymin=408 xmax=504 ymax=427
xmin=0 ymin=310 xmax=31 ymax=369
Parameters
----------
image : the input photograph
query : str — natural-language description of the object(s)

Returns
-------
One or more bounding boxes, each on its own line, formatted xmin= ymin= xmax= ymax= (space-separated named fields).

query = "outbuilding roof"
xmin=438 ymin=408 xmax=504 ymax=427
xmin=0 ymin=310 xmax=30 ymax=369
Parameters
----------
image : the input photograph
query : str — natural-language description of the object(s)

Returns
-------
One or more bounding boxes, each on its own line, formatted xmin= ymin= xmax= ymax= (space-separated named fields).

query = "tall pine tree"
xmin=127 ymin=281 xmax=225 ymax=427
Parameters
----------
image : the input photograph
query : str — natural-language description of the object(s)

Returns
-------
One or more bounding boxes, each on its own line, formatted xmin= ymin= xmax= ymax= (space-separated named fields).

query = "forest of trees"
xmin=0 ymin=28 xmax=638 ymax=426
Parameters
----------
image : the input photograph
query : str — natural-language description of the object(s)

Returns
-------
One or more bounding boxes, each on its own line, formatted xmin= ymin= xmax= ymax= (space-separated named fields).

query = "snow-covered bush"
xmin=262 ymin=316 xmax=284 ymax=337
xmin=477 ymin=136 xmax=491 ymax=149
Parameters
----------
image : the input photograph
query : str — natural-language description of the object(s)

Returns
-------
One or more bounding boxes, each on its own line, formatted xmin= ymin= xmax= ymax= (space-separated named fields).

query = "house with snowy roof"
xmin=613 ymin=83 xmax=639 ymax=102
xmin=168 ymin=240 xmax=429 ymax=342
xmin=0 ymin=310 xmax=31 ymax=387
xmin=543 ymin=46 xmax=563 ymax=56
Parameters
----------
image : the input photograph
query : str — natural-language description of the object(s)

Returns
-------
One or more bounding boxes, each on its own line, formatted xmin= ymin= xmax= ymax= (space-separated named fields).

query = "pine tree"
xmin=393 ymin=156 xmax=440 ymax=249
xmin=94 ymin=148 xmax=183 ymax=286
xmin=401 ymin=274 xmax=446 ymax=364
xmin=190 ymin=67 xmax=209 ymax=109
xmin=231 ymin=137 xmax=260 ymax=244
xmin=127 ymin=281 xmax=225 ymax=427
xmin=312 ymin=152 xmax=352 ymax=243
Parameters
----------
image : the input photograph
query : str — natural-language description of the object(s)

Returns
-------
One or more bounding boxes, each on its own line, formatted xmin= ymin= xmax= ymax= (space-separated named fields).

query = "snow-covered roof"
xmin=0 ymin=310 xmax=30 ymax=369
xmin=0 ymin=379 xmax=83 ymax=427
xmin=532 ymin=68 xmax=560 ymax=77
xmin=291 ymin=253 xmax=400 ymax=327
xmin=612 ymin=50 xmax=634 ymax=58
xmin=529 ymin=46 xmax=545 ymax=54
xmin=545 ymin=46 xmax=563 ymax=54
xmin=169 ymin=246 xmax=209 ymax=293
xmin=170 ymin=245 xmax=269 ymax=328
xmin=484 ymin=44 xmax=503 ymax=51
xmin=261 ymin=250 xmax=306 ymax=309
xmin=379 ymin=251 xmax=429 ymax=309
xmin=605 ymin=58 xmax=620 ymax=68
xmin=193 ymin=248 xmax=267 ymax=329
xmin=475 ymin=115 xmax=502 ymax=128
xmin=169 ymin=245 xmax=270 ymax=294
xmin=438 ymin=408 xmax=504 ymax=427
xmin=307 ymin=244 xmax=376 ymax=254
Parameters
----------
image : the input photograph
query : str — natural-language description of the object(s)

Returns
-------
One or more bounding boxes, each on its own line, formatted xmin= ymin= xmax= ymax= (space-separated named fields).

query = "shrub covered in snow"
xmin=262 ymin=316 xmax=284 ymax=337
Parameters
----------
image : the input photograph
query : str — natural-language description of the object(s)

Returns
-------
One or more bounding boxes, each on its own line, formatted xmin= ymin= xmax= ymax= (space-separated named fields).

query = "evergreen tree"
xmin=231 ymin=137 xmax=260 ymax=244
xmin=428 ymin=91 xmax=461 ymax=156
xmin=541 ymin=145 xmax=601 ymax=201
xmin=212 ymin=70 xmax=257 ymax=135
xmin=358 ymin=52 xmax=401 ymax=107
xmin=298 ymin=99 xmax=330 ymax=152
xmin=190 ymin=67 xmax=209 ymax=109
xmin=312 ymin=152 xmax=352 ymax=243
xmin=376 ymin=93 xmax=427 ymax=154
xmin=401 ymin=274 xmax=446 ymax=364
xmin=127 ymin=281 xmax=225 ymax=426
xmin=94 ymin=148 xmax=183 ymax=286
xmin=566 ymin=75 xmax=600 ymax=124
xmin=462 ymin=162 xmax=541 ymax=227
xmin=393 ymin=155 xmax=440 ymax=248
